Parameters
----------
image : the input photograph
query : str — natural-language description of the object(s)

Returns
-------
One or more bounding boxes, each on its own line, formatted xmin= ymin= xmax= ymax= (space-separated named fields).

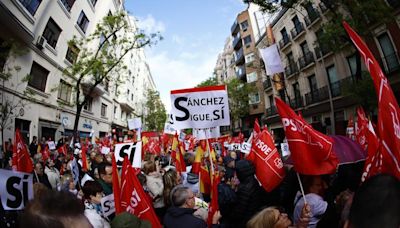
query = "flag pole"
xmin=296 ymin=172 xmax=307 ymax=205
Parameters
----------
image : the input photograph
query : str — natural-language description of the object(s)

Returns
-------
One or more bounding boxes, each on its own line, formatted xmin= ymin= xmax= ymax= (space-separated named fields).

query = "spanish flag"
xmin=192 ymin=145 xmax=205 ymax=174
xmin=171 ymin=134 xmax=186 ymax=173
xmin=199 ymin=165 xmax=211 ymax=195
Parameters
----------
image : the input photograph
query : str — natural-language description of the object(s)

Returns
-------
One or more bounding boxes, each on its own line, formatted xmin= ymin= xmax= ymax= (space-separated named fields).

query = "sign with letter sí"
xmin=170 ymin=85 xmax=230 ymax=129
xmin=114 ymin=142 xmax=141 ymax=167
xmin=0 ymin=169 xmax=33 ymax=210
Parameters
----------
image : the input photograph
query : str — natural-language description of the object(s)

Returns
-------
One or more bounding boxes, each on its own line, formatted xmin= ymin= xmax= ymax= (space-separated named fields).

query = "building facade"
xmin=0 ymin=0 xmax=156 ymax=143
xmin=255 ymin=0 xmax=400 ymax=143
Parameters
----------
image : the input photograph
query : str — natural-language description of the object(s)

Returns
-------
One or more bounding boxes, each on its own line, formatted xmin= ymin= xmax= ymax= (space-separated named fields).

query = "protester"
xmin=163 ymin=169 xmax=182 ymax=207
xmin=143 ymin=160 xmax=165 ymax=219
xmin=223 ymin=155 xmax=235 ymax=180
xmin=82 ymin=180 xmax=110 ymax=228
xmin=20 ymin=190 xmax=92 ymax=228
xmin=110 ymin=212 xmax=151 ymax=228
xmin=33 ymin=161 xmax=52 ymax=189
xmin=29 ymin=136 xmax=38 ymax=157
xmin=97 ymin=162 xmax=113 ymax=195
xmin=44 ymin=158 xmax=61 ymax=189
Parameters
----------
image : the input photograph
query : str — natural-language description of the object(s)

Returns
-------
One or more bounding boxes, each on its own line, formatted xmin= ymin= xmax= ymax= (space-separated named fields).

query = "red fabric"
xmin=112 ymin=154 xmax=122 ymax=214
xmin=81 ymin=139 xmax=88 ymax=172
xmin=275 ymin=97 xmax=338 ymax=175
xmin=200 ymin=165 xmax=211 ymax=194
xmin=171 ymin=134 xmax=186 ymax=173
xmin=253 ymin=118 xmax=261 ymax=139
xmin=120 ymin=157 xmax=161 ymax=228
xmin=42 ymin=145 xmax=50 ymax=162
xmin=207 ymin=174 xmax=220 ymax=227
xmin=12 ymin=129 xmax=33 ymax=173
xmin=148 ymin=139 xmax=161 ymax=155
xmin=57 ymin=144 xmax=67 ymax=156
xmin=247 ymin=129 xmax=285 ymax=192
xmin=344 ymin=21 xmax=400 ymax=179
xmin=355 ymin=107 xmax=369 ymax=151
xmin=361 ymin=122 xmax=381 ymax=182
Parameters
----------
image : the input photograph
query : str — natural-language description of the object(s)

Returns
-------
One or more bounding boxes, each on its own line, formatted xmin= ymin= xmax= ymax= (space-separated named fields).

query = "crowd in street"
xmin=1 ymin=133 xmax=399 ymax=228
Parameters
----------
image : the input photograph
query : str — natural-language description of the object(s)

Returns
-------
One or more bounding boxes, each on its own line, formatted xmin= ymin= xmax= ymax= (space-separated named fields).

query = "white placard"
xmin=240 ymin=142 xmax=251 ymax=154
xmin=193 ymin=127 xmax=221 ymax=140
xmin=280 ymin=142 xmax=291 ymax=157
xmin=101 ymin=194 xmax=115 ymax=217
xmin=170 ymin=85 xmax=230 ymax=129
xmin=0 ymin=169 xmax=33 ymax=210
xmin=114 ymin=142 xmax=141 ymax=167
xmin=70 ymin=158 xmax=80 ymax=185
xmin=47 ymin=141 xmax=56 ymax=150
xmin=128 ymin=118 xmax=142 ymax=130
xmin=101 ymin=147 xmax=111 ymax=155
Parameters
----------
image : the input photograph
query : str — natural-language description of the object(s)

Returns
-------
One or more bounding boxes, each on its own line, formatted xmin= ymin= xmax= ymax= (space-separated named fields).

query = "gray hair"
xmin=170 ymin=185 xmax=190 ymax=207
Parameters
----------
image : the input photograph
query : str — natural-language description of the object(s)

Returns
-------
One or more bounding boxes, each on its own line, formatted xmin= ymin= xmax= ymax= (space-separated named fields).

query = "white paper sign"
xmin=280 ymin=142 xmax=291 ymax=157
xmin=240 ymin=142 xmax=251 ymax=154
xmin=0 ymin=169 xmax=33 ymax=210
xmin=101 ymin=194 xmax=115 ymax=217
xmin=114 ymin=142 xmax=141 ymax=167
xmin=47 ymin=141 xmax=56 ymax=150
xmin=101 ymin=147 xmax=111 ymax=155
xmin=128 ymin=118 xmax=142 ymax=130
xmin=170 ymin=85 xmax=230 ymax=129
xmin=193 ymin=127 xmax=221 ymax=140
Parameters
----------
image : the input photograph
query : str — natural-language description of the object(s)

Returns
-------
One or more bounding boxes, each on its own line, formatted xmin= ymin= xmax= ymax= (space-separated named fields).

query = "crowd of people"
xmin=1 ymin=134 xmax=400 ymax=228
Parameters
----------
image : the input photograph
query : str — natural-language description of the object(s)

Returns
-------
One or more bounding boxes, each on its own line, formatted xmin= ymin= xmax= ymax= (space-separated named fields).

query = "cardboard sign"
xmin=170 ymin=85 xmax=230 ymax=129
xmin=193 ymin=127 xmax=221 ymax=140
xmin=47 ymin=141 xmax=56 ymax=150
xmin=0 ymin=169 xmax=33 ymax=210
xmin=128 ymin=118 xmax=142 ymax=130
xmin=114 ymin=142 xmax=141 ymax=167
xmin=101 ymin=194 xmax=115 ymax=217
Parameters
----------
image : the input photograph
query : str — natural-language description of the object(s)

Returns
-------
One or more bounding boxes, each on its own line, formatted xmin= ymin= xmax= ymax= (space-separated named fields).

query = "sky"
xmin=125 ymin=0 xmax=247 ymax=111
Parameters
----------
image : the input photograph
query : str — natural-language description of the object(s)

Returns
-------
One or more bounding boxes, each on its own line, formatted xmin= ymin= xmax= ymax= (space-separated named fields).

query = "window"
xmin=268 ymin=95 xmax=274 ymax=107
xmin=246 ymin=72 xmax=257 ymax=83
xmin=249 ymin=92 xmax=260 ymax=104
xmin=308 ymin=74 xmax=318 ymax=92
xmin=90 ymin=0 xmax=97 ymax=6
xmin=28 ymin=62 xmax=49 ymax=92
xmin=65 ymin=45 xmax=79 ymax=64
xmin=243 ymin=35 xmax=252 ymax=46
xmin=347 ymin=54 xmax=357 ymax=76
xmin=101 ymin=103 xmax=107 ymax=117
xmin=245 ymin=52 xmax=255 ymax=63
xmin=293 ymin=82 xmax=300 ymax=99
xmin=103 ymin=79 xmax=109 ymax=92
xmin=0 ymin=38 xmax=11 ymax=70
xmin=300 ymin=41 xmax=310 ymax=55
xmin=18 ymin=0 xmax=42 ymax=15
xmin=77 ymin=11 xmax=89 ymax=33
xmin=326 ymin=65 xmax=339 ymax=96
xmin=58 ymin=80 xmax=72 ymax=102
xmin=280 ymin=28 xmax=289 ymax=43
xmin=292 ymin=16 xmax=302 ymax=32
xmin=287 ymin=52 xmax=295 ymax=64
xmin=84 ymin=97 xmax=92 ymax=111
xmin=42 ymin=18 xmax=62 ymax=48
xmin=114 ymin=106 xmax=117 ymax=117
xmin=377 ymin=32 xmax=400 ymax=73
xmin=131 ymin=94 xmax=134 ymax=101
xmin=60 ymin=0 xmax=75 ymax=12
xmin=240 ymin=20 xmax=249 ymax=31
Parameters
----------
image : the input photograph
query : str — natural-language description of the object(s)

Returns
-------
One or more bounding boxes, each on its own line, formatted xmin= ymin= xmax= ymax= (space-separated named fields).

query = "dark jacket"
xmin=33 ymin=172 xmax=52 ymax=189
xmin=164 ymin=207 xmax=206 ymax=228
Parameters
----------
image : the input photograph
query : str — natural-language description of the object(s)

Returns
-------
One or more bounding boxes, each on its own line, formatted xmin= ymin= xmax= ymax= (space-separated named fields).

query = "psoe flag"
xmin=170 ymin=85 xmax=230 ymax=129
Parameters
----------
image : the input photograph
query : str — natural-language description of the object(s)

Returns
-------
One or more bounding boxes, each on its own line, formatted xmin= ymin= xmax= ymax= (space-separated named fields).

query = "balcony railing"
xmin=235 ymin=48 xmax=244 ymax=65
xmin=263 ymin=79 xmax=272 ymax=90
xmin=285 ymin=61 xmax=299 ymax=78
xmin=380 ymin=52 xmax=400 ymax=74
xmin=231 ymin=20 xmax=240 ymax=35
xmin=233 ymin=33 xmax=242 ymax=50
xmin=314 ymin=45 xmax=331 ymax=59
xmin=289 ymin=96 xmax=303 ymax=109
xmin=298 ymin=51 xmax=315 ymax=69
xmin=305 ymin=86 xmax=330 ymax=105
xmin=290 ymin=23 xmax=305 ymax=39
xmin=266 ymin=106 xmax=278 ymax=116
xmin=279 ymin=35 xmax=291 ymax=49
xmin=305 ymin=9 xmax=320 ymax=27
xmin=330 ymin=76 xmax=354 ymax=97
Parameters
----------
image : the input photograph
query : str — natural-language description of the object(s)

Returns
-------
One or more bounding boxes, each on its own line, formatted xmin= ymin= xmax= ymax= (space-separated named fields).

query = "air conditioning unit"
xmin=36 ymin=36 xmax=46 ymax=49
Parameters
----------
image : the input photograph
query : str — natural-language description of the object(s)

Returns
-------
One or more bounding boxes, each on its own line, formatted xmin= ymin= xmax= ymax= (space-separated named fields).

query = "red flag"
xmin=247 ymin=129 xmax=285 ymax=192
xmin=346 ymin=114 xmax=355 ymax=140
xmin=275 ymin=97 xmax=338 ymax=175
xmin=199 ymin=165 xmax=211 ymax=195
xmin=254 ymin=118 xmax=261 ymax=134
xmin=42 ymin=145 xmax=50 ymax=162
xmin=207 ymin=174 xmax=220 ymax=227
xmin=343 ymin=21 xmax=400 ymax=178
xmin=120 ymin=157 xmax=161 ymax=228
xmin=171 ymin=134 xmax=186 ymax=173
xmin=81 ymin=139 xmax=89 ymax=172
xmin=355 ymin=107 xmax=369 ymax=151
xmin=361 ymin=121 xmax=381 ymax=182
xmin=12 ymin=129 xmax=33 ymax=173
xmin=112 ymin=154 xmax=122 ymax=214
xmin=57 ymin=144 xmax=67 ymax=156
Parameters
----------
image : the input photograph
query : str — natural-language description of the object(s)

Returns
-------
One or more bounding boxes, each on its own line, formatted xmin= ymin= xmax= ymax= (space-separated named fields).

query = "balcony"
xmin=314 ymin=45 xmax=332 ymax=59
xmin=285 ymin=61 xmax=299 ymax=78
xmin=81 ymin=79 xmax=105 ymax=97
xmin=379 ymin=52 xmax=400 ymax=74
xmin=305 ymin=86 xmax=330 ymax=105
xmin=235 ymin=48 xmax=245 ymax=65
xmin=233 ymin=33 xmax=242 ymax=50
xmin=266 ymin=106 xmax=278 ymax=116
xmin=330 ymin=76 xmax=354 ymax=97
xmin=290 ymin=23 xmax=305 ymax=40
xmin=263 ymin=79 xmax=272 ymax=90
xmin=231 ymin=20 xmax=240 ymax=35
xmin=119 ymin=97 xmax=135 ymax=112
xmin=289 ymin=96 xmax=303 ymax=109
xmin=304 ymin=9 xmax=320 ymax=27
xmin=235 ymin=65 xmax=246 ymax=80
xmin=279 ymin=35 xmax=291 ymax=49
xmin=298 ymin=51 xmax=315 ymax=69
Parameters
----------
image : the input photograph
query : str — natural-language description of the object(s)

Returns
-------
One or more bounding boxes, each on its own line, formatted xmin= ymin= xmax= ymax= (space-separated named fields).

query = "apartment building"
xmin=0 ymin=0 xmax=156 ymax=143
xmin=255 ymin=0 xmax=400 ymax=143
xmin=214 ymin=36 xmax=235 ymax=84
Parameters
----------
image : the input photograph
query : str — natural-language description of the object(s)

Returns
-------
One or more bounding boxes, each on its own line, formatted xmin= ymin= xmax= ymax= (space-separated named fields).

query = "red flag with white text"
xmin=344 ymin=21 xmax=400 ymax=178
xmin=355 ymin=107 xmax=369 ymax=151
xmin=275 ymin=97 xmax=338 ymax=175
xmin=12 ymin=129 xmax=33 ymax=173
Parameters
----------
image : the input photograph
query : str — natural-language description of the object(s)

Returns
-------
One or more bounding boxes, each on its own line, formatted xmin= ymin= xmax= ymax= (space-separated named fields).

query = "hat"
xmin=111 ymin=212 xmax=151 ymax=228
xmin=223 ymin=156 xmax=235 ymax=166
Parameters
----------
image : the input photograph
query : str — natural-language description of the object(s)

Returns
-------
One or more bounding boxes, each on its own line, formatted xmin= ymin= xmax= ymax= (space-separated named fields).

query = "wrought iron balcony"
xmin=266 ymin=106 xmax=277 ymax=116
xmin=330 ymin=76 xmax=354 ymax=97
xmin=305 ymin=86 xmax=329 ymax=105
xmin=305 ymin=9 xmax=320 ymax=27
xmin=298 ymin=51 xmax=315 ymax=69
xmin=263 ymin=79 xmax=272 ymax=90
xmin=290 ymin=23 xmax=305 ymax=39
xmin=285 ymin=61 xmax=299 ymax=78
xmin=314 ymin=45 xmax=331 ymax=59
xmin=279 ymin=35 xmax=291 ymax=49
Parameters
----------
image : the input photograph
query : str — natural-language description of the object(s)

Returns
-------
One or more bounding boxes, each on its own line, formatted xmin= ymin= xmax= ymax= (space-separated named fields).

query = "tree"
xmin=63 ymin=12 xmax=161 ymax=137
xmin=226 ymin=78 xmax=256 ymax=132
xmin=144 ymin=89 xmax=166 ymax=131
xmin=196 ymin=76 xmax=218 ymax=87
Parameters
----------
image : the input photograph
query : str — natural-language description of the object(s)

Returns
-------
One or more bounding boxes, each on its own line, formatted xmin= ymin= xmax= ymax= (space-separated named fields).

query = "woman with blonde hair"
xmin=247 ymin=205 xmax=311 ymax=228
xmin=163 ymin=169 xmax=182 ymax=208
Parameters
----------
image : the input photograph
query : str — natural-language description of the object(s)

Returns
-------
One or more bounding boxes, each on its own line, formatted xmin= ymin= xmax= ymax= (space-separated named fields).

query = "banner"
xmin=101 ymin=194 xmax=115 ymax=217
xmin=114 ymin=142 xmax=141 ymax=167
xmin=170 ymin=85 xmax=230 ymax=129
xmin=0 ymin=169 xmax=33 ymax=210
xmin=193 ymin=127 xmax=221 ymax=140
